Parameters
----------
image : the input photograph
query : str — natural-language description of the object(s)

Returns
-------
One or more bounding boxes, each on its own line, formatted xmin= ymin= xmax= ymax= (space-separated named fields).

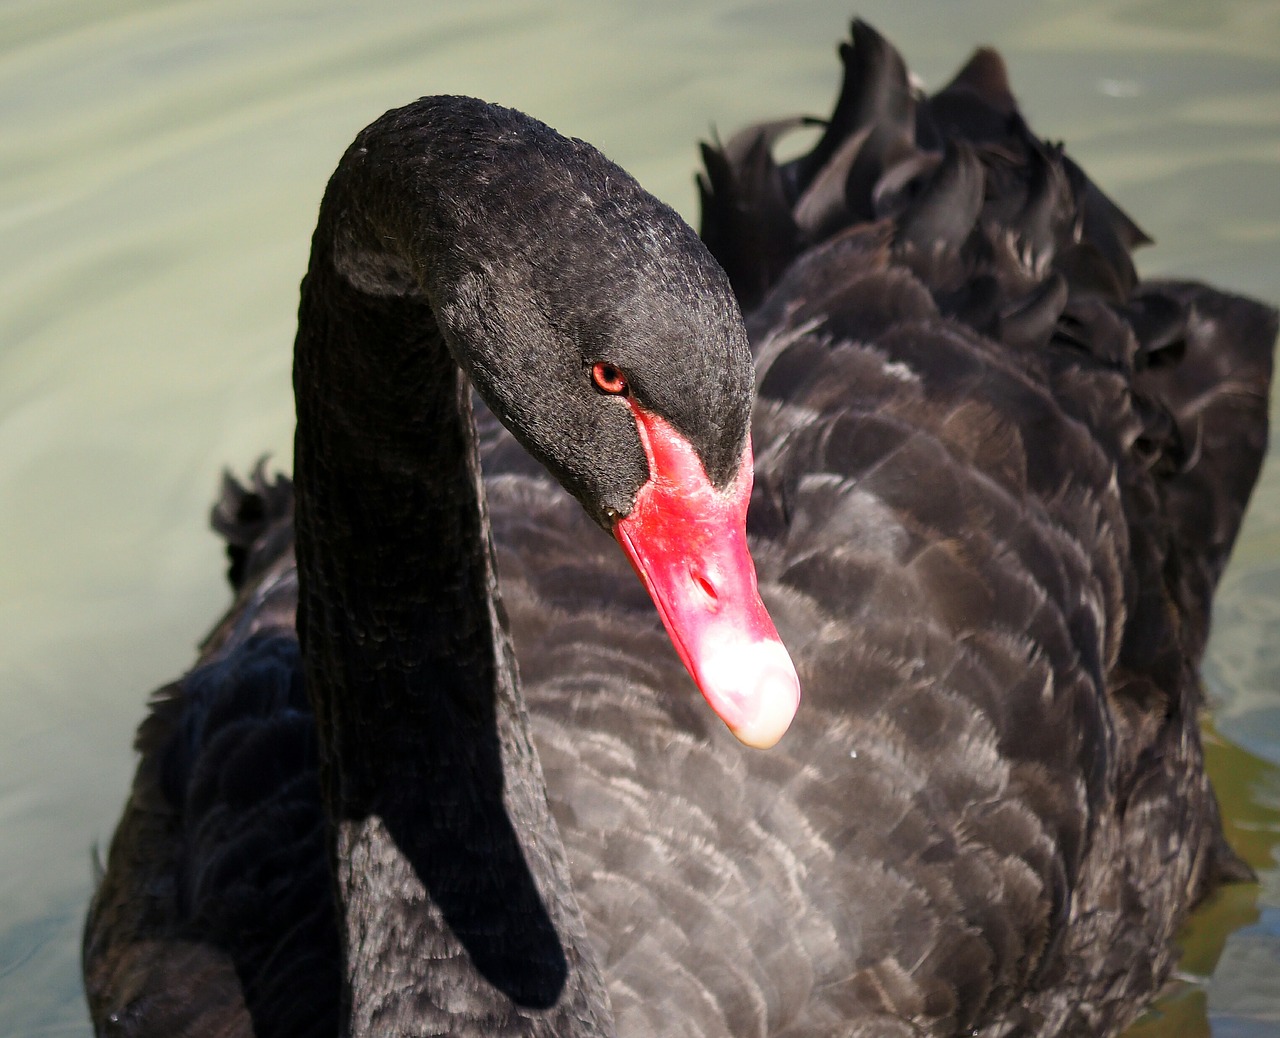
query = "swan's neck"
xmin=293 ymin=230 xmax=611 ymax=1034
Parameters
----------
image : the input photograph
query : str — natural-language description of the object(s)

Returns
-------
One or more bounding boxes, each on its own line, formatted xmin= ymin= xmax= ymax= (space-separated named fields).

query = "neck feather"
xmin=291 ymin=152 xmax=612 ymax=1036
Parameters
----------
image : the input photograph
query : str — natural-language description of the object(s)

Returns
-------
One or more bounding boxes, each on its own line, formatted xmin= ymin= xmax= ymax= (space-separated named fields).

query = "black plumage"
xmin=85 ymin=20 xmax=1276 ymax=1038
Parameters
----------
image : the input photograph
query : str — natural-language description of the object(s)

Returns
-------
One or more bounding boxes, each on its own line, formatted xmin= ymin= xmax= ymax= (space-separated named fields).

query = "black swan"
xmin=84 ymin=19 xmax=1277 ymax=1038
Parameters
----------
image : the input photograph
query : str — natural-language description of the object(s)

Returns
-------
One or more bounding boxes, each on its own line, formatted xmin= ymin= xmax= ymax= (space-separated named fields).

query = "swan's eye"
xmin=591 ymin=362 xmax=629 ymax=396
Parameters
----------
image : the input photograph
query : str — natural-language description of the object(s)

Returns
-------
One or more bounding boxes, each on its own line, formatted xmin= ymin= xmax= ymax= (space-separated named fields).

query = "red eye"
xmin=591 ymin=362 xmax=628 ymax=395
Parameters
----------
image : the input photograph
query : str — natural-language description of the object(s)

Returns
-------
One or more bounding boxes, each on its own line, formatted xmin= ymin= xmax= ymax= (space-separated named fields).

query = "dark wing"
xmin=489 ymin=19 xmax=1275 ymax=1038
xmin=83 ymin=475 xmax=338 ymax=1038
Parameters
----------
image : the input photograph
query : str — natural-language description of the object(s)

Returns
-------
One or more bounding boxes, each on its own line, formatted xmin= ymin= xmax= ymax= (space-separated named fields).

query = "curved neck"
xmin=292 ymin=127 xmax=612 ymax=1037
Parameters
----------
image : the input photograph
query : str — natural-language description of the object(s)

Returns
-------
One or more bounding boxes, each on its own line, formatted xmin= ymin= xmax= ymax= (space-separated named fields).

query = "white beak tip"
xmin=708 ymin=641 xmax=801 ymax=750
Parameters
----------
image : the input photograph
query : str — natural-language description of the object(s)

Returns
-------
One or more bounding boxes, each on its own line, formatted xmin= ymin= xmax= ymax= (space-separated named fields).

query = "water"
xmin=2 ymin=1 xmax=1277 ymax=1034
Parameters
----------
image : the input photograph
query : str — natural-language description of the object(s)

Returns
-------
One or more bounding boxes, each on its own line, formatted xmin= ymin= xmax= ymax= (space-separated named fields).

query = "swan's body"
xmin=85 ymin=21 xmax=1276 ymax=1038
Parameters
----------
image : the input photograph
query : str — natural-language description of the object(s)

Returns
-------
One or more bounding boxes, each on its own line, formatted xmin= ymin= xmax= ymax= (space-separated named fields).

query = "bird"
xmin=83 ymin=18 xmax=1277 ymax=1038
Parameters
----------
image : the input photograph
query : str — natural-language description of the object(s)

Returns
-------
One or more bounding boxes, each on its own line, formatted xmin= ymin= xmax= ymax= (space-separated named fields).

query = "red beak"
xmin=612 ymin=406 xmax=800 ymax=748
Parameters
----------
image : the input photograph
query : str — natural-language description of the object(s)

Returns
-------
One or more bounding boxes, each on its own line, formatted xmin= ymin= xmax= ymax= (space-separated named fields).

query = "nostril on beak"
xmin=691 ymin=569 xmax=719 ymax=609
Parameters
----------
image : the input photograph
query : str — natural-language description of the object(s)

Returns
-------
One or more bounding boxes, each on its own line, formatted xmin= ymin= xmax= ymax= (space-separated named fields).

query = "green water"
xmin=2 ymin=1 xmax=1278 ymax=1033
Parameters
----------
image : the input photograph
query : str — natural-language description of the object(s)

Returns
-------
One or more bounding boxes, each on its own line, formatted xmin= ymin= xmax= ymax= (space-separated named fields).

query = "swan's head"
xmin=405 ymin=98 xmax=801 ymax=747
